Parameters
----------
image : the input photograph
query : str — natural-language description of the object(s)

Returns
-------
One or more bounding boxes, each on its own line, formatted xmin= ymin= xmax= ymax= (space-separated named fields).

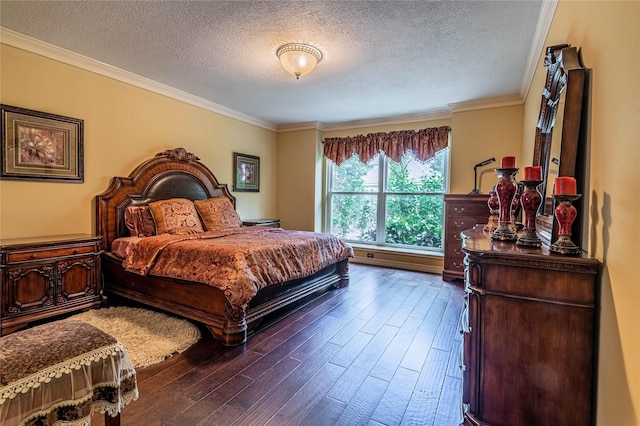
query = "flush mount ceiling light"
xmin=276 ymin=43 xmax=322 ymax=80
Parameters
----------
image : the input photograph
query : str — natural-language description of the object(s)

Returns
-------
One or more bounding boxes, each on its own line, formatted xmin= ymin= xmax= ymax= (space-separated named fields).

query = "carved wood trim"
xmin=532 ymin=45 xmax=589 ymax=247
xmin=155 ymin=147 xmax=200 ymax=161
xmin=466 ymin=254 xmax=598 ymax=274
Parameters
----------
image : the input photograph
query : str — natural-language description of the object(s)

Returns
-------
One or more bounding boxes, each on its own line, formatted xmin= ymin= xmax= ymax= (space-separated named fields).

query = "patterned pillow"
xmin=148 ymin=198 xmax=204 ymax=235
xmin=194 ymin=197 xmax=243 ymax=231
xmin=124 ymin=206 xmax=156 ymax=237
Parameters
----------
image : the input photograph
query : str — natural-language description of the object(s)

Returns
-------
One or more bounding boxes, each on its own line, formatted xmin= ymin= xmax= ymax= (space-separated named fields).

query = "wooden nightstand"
xmin=0 ymin=234 xmax=103 ymax=336
xmin=242 ymin=218 xmax=281 ymax=228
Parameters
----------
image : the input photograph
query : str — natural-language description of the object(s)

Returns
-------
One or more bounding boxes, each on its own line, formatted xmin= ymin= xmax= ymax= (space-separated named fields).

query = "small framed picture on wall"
xmin=233 ymin=152 xmax=259 ymax=192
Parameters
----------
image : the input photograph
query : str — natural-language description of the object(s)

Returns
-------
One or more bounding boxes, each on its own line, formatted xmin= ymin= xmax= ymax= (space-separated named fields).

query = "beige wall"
xmin=276 ymin=128 xmax=320 ymax=231
xmin=450 ymin=105 xmax=524 ymax=194
xmin=523 ymin=1 xmax=640 ymax=424
xmin=0 ymin=45 xmax=278 ymax=240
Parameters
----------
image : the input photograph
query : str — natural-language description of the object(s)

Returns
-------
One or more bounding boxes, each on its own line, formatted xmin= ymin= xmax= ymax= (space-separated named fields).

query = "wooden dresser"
xmin=443 ymin=194 xmax=489 ymax=281
xmin=460 ymin=226 xmax=599 ymax=425
xmin=0 ymin=234 xmax=103 ymax=335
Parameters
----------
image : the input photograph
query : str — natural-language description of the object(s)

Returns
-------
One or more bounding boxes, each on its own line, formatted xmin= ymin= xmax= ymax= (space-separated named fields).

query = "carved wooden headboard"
xmin=95 ymin=148 xmax=234 ymax=250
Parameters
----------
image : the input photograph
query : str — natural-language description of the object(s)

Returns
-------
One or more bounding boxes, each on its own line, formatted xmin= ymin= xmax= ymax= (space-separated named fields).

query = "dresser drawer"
xmin=447 ymin=216 xmax=480 ymax=235
xmin=446 ymin=240 xmax=465 ymax=259
xmin=447 ymin=203 xmax=488 ymax=218
xmin=444 ymin=256 xmax=465 ymax=274
xmin=6 ymin=244 xmax=95 ymax=264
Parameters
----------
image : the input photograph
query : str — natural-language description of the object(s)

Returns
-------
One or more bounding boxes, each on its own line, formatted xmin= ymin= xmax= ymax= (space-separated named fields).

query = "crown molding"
xmin=448 ymin=94 xmax=524 ymax=113
xmin=520 ymin=0 xmax=559 ymax=98
xmin=276 ymin=121 xmax=324 ymax=133
xmin=311 ymin=110 xmax=453 ymax=133
xmin=0 ymin=27 xmax=277 ymax=132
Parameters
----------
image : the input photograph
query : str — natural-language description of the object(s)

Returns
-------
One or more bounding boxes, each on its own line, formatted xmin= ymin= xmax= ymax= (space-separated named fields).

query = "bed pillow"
xmin=124 ymin=206 xmax=156 ymax=237
xmin=148 ymin=198 xmax=204 ymax=235
xmin=194 ymin=197 xmax=243 ymax=231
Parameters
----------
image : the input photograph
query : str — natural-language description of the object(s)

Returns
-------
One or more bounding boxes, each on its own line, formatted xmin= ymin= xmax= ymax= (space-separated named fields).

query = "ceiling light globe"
xmin=277 ymin=44 xmax=322 ymax=80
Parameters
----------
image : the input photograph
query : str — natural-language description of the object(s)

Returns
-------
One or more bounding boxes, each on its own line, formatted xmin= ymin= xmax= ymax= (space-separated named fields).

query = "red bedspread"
xmin=122 ymin=227 xmax=353 ymax=309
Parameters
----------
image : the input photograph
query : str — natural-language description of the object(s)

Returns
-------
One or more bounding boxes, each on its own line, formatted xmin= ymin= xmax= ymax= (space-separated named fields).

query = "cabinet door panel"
xmin=4 ymin=264 xmax=55 ymax=314
xmin=479 ymin=294 xmax=593 ymax=426
xmin=57 ymin=256 xmax=98 ymax=302
xmin=464 ymin=292 xmax=480 ymax=418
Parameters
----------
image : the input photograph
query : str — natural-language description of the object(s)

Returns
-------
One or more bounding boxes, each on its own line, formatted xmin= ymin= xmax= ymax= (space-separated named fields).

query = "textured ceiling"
xmin=0 ymin=1 xmax=544 ymax=128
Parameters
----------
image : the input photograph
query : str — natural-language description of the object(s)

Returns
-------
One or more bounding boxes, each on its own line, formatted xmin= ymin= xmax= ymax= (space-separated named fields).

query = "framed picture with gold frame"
xmin=1 ymin=104 xmax=84 ymax=182
xmin=233 ymin=152 xmax=259 ymax=192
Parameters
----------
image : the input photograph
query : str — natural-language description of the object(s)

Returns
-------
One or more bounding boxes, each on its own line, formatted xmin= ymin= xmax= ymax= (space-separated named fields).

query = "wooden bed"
xmin=95 ymin=148 xmax=349 ymax=346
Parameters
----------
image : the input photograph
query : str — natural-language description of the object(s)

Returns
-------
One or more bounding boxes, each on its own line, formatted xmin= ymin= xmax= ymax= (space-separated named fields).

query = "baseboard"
xmin=350 ymin=256 xmax=443 ymax=275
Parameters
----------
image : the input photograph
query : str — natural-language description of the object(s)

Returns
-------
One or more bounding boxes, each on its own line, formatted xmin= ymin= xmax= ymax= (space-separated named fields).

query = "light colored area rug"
xmin=66 ymin=307 xmax=201 ymax=368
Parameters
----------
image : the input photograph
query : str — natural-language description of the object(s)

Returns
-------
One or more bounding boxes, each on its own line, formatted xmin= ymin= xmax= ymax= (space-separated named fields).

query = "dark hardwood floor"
xmin=93 ymin=263 xmax=465 ymax=426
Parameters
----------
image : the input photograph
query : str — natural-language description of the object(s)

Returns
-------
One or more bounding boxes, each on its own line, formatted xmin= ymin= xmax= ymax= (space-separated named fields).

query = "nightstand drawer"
xmin=7 ymin=244 xmax=95 ymax=263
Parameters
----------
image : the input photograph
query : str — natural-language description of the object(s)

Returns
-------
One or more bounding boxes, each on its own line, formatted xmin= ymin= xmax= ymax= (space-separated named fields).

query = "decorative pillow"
xmin=194 ymin=197 xmax=243 ymax=231
xmin=148 ymin=198 xmax=204 ymax=235
xmin=124 ymin=206 xmax=156 ymax=237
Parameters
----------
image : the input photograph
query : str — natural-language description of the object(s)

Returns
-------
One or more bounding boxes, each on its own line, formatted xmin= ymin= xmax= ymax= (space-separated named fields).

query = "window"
xmin=326 ymin=148 xmax=448 ymax=251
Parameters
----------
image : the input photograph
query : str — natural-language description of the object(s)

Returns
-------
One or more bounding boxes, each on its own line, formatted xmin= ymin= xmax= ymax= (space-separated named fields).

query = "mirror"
xmin=532 ymin=44 xmax=588 ymax=247
xmin=545 ymin=90 xmax=565 ymax=214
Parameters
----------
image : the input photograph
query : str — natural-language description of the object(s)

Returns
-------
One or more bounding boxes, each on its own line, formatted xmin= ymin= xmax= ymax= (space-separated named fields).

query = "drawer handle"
xmin=454 ymin=207 xmax=465 ymax=213
xmin=30 ymin=254 xmax=38 ymax=259
xmin=454 ymin=221 xmax=465 ymax=227
xmin=73 ymin=249 xmax=79 ymax=254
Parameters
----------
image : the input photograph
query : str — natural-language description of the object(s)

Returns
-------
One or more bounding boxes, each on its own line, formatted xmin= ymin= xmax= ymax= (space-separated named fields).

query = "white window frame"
xmin=325 ymin=149 xmax=449 ymax=251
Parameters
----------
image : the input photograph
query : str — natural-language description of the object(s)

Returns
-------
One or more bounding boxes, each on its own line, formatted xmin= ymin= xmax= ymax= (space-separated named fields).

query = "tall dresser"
xmin=460 ymin=225 xmax=599 ymax=425
xmin=443 ymin=194 xmax=489 ymax=281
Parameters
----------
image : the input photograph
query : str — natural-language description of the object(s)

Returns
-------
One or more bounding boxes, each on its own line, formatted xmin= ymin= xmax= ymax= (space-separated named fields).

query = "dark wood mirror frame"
xmin=533 ymin=44 xmax=589 ymax=247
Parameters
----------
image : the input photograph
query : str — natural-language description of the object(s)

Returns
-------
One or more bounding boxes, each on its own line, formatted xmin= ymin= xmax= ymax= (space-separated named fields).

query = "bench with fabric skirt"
xmin=0 ymin=320 xmax=138 ymax=426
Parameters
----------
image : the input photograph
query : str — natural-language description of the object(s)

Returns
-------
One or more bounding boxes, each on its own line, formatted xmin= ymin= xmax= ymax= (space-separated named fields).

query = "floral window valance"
xmin=323 ymin=126 xmax=450 ymax=165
